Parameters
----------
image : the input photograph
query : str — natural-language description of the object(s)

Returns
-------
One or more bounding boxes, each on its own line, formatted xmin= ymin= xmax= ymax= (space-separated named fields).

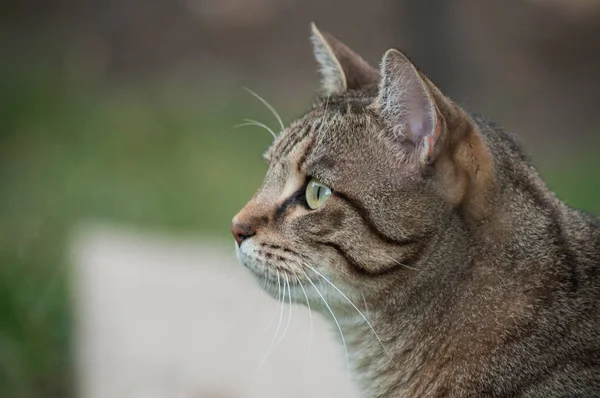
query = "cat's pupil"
xmin=317 ymin=186 xmax=323 ymax=201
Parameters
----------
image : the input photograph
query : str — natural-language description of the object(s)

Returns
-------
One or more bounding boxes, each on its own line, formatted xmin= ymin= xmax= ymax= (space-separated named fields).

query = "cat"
xmin=232 ymin=23 xmax=600 ymax=397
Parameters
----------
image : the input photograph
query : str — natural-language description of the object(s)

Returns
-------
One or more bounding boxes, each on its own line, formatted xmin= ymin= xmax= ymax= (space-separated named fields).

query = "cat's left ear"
xmin=310 ymin=23 xmax=379 ymax=96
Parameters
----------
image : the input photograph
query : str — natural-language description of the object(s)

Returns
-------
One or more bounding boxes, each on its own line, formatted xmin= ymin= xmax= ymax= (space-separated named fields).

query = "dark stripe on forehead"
xmin=272 ymin=123 xmax=315 ymax=163
xmin=272 ymin=94 xmax=374 ymax=162
xmin=279 ymin=124 xmax=310 ymax=154
xmin=297 ymin=134 xmax=316 ymax=172
xmin=333 ymin=191 xmax=420 ymax=246
xmin=281 ymin=124 xmax=315 ymax=158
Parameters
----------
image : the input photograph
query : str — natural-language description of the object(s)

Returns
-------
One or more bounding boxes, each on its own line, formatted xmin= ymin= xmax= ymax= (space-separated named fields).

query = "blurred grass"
xmin=0 ymin=62 xmax=598 ymax=398
xmin=0 ymin=64 xmax=276 ymax=397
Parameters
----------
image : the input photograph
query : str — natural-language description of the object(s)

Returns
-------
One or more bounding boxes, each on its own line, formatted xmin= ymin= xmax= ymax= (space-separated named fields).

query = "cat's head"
xmin=232 ymin=24 xmax=495 ymax=311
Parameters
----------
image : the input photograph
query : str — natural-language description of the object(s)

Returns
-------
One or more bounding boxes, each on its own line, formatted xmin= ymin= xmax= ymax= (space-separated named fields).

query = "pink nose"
xmin=231 ymin=223 xmax=255 ymax=246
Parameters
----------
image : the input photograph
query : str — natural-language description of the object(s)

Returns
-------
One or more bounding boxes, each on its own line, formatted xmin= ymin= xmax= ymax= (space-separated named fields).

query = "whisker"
xmin=295 ymin=274 xmax=313 ymax=366
xmin=301 ymin=262 xmax=395 ymax=365
xmin=243 ymin=87 xmax=285 ymax=133
xmin=381 ymin=253 xmax=422 ymax=273
xmin=286 ymin=274 xmax=293 ymax=336
xmin=361 ymin=291 xmax=369 ymax=318
xmin=254 ymin=271 xmax=285 ymax=376
xmin=274 ymin=274 xmax=293 ymax=350
xmin=261 ymin=269 xmax=279 ymax=333
xmin=233 ymin=119 xmax=277 ymax=140
xmin=301 ymin=269 xmax=350 ymax=380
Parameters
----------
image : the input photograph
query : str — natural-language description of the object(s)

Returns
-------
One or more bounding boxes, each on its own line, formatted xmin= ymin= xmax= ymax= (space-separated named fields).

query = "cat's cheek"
xmin=305 ymin=222 xmax=333 ymax=236
xmin=297 ymin=209 xmax=346 ymax=238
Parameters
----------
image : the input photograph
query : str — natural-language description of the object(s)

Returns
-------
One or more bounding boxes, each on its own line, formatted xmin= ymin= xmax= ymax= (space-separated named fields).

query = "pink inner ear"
xmin=377 ymin=49 xmax=439 ymax=159
xmin=407 ymin=86 xmax=435 ymax=145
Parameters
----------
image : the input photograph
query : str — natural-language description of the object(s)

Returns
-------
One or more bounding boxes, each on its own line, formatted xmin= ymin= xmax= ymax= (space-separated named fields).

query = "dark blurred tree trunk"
xmin=402 ymin=0 xmax=458 ymax=96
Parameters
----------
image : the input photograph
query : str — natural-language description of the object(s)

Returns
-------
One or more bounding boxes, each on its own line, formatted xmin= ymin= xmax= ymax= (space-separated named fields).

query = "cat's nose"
xmin=231 ymin=223 xmax=255 ymax=246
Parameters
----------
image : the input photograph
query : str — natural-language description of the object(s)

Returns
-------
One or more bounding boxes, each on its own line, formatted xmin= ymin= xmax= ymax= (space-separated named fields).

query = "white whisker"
xmin=295 ymin=274 xmax=313 ymax=366
xmin=381 ymin=253 xmax=422 ymax=273
xmin=243 ymin=87 xmax=285 ymax=133
xmin=301 ymin=269 xmax=350 ymax=380
xmin=233 ymin=119 xmax=277 ymax=139
xmin=286 ymin=274 xmax=293 ymax=335
xmin=274 ymin=274 xmax=293 ymax=350
xmin=301 ymin=262 xmax=394 ymax=364
xmin=361 ymin=291 xmax=369 ymax=318
xmin=254 ymin=271 xmax=285 ymax=376
xmin=261 ymin=269 xmax=279 ymax=333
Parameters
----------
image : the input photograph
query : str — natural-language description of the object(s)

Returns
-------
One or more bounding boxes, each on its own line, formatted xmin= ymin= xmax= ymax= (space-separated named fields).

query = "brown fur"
xmin=232 ymin=24 xmax=600 ymax=397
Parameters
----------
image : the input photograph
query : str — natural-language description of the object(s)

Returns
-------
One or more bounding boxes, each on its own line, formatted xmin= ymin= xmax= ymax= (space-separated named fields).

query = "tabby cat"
xmin=232 ymin=24 xmax=600 ymax=397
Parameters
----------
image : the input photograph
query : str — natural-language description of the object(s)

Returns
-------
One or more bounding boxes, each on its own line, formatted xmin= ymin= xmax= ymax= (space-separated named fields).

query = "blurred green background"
xmin=1 ymin=0 xmax=599 ymax=397
xmin=0 ymin=59 xmax=280 ymax=397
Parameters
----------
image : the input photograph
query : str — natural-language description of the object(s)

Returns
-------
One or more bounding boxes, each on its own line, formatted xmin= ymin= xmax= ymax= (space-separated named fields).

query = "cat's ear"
xmin=377 ymin=49 xmax=497 ymax=220
xmin=310 ymin=23 xmax=379 ymax=96
xmin=376 ymin=49 xmax=444 ymax=165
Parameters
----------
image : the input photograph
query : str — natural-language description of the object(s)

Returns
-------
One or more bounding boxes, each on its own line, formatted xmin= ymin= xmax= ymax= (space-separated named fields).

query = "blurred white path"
xmin=71 ymin=225 xmax=359 ymax=398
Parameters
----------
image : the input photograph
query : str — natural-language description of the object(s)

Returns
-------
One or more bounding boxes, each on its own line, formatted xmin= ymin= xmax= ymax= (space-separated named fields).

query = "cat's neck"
xmin=334 ymin=181 xmax=573 ymax=397
xmin=336 ymin=216 xmax=474 ymax=397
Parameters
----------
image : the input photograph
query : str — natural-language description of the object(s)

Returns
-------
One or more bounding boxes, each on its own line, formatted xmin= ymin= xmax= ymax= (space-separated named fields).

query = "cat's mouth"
xmin=235 ymin=241 xmax=313 ymax=302
xmin=236 ymin=243 xmax=295 ymax=283
xmin=236 ymin=240 xmax=361 ymax=313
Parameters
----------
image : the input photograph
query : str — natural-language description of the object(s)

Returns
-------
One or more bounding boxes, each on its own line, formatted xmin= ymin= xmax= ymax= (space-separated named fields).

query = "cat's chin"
xmin=243 ymin=262 xmax=297 ymax=298
xmin=236 ymin=243 xmax=285 ymax=287
xmin=240 ymin=264 xmax=299 ymax=303
xmin=236 ymin=252 xmax=269 ymax=281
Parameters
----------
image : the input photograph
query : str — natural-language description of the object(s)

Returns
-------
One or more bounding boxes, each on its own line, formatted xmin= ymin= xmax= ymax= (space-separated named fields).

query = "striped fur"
xmin=232 ymin=25 xmax=600 ymax=397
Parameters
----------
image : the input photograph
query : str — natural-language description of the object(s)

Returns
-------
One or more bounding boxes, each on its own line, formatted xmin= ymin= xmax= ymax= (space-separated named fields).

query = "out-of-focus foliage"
xmin=0 ymin=65 xmax=278 ymax=397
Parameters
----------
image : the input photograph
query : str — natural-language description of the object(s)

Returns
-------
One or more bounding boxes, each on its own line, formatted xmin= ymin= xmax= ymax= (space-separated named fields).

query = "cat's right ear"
xmin=310 ymin=23 xmax=379 ymax=96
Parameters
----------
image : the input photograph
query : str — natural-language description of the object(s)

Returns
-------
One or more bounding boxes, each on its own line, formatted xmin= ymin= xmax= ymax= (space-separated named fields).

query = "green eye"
xmin=306 ymin=178 xmax=332 ymax=209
